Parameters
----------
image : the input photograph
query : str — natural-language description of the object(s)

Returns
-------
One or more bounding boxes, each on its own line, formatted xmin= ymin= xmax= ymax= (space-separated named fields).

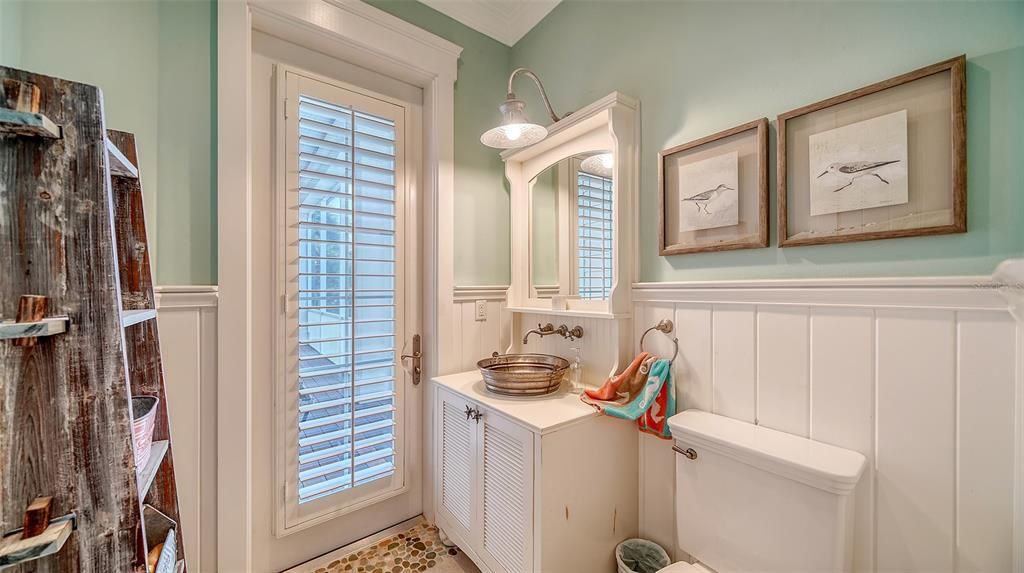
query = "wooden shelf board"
xmin=122 ymin=309 xmax=157 ymax=328
xmin=0 ymin=108 xmax=61 ymax=139
xmin=137 ymin=440 xmax=169 ymax=500
xmin=0 ymin=316 xmax=68 ymax=340
xmin=0 ymin=518 xmax=73 ymax=567
xmin=106 ymin=137 xmax=139 ymax=179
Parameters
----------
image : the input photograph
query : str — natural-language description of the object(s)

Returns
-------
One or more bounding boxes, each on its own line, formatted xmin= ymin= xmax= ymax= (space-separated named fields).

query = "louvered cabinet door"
xmin=436 ymin=388 xmax=476 ymax=545
xmin=477 ymin=409 xmax=535 ymax=573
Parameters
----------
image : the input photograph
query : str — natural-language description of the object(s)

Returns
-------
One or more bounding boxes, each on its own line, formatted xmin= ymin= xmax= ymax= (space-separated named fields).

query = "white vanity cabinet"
xmin=437 ymin=386 xmax=535 ymax=573
xmin=433 ymin=372 xmax=638 ymax=573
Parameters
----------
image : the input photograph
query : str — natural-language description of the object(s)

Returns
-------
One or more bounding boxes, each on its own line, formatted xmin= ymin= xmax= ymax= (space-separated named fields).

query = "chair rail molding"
xmin=452 ymin=285 xmax=508 ymax=302
xmin=632 ymin=275 xmax=1005 ymax=311
xmin=219 ymin=0 xmax=461 ymax=567
xmin=154 ymin=285 xmax=219 ymax=308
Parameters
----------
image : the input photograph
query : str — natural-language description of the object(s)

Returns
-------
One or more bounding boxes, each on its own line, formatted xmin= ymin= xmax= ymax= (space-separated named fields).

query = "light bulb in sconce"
xmin=580 ymin=152 xmax=614 ymax=178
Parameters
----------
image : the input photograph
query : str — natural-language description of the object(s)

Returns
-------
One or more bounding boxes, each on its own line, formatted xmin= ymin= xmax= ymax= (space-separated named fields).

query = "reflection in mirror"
xmin=529 ymin=152 xmax=614 ymax=301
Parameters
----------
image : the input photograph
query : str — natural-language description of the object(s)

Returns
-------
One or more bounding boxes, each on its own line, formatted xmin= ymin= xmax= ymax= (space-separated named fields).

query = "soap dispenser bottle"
xmin=568 ymin=347 xmax=583 ymax=394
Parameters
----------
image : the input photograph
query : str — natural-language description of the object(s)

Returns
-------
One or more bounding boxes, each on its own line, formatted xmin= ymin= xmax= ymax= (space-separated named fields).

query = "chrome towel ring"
xmin=639 ymin=319 xmax=679 ymax=364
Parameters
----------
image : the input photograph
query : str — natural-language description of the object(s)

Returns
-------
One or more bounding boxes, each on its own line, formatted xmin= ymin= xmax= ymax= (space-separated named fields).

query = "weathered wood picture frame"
xmin=777 ymin=55 xmax=966 ymax=247
xmin=658 ymin=118 xmax=768 ymax=255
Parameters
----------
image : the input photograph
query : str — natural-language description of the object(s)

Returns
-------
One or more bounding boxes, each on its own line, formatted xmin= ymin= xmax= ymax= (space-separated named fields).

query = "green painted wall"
xmin=6 ymin=1 xmax=1020 ymax=285
xmin=367 ymin=0 xmax=513 ymax=286
xmin=1 ymin=0 xmax=215 ymax=285
xmin=0 ymin=0 xmax=22 ymax=66
xmin=512 ymin=1 xmax=1024 ymax=281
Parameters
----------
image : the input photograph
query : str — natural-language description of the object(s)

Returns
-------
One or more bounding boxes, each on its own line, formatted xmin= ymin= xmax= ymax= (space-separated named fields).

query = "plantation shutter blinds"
xmin=294 ymin=94 xmax=399 ymax=503
xmin=576 ymin=170 xmax=613 ymax=300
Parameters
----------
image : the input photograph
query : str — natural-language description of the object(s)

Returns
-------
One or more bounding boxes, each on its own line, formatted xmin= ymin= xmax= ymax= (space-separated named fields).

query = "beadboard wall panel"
xmin=449 ymin=286 xmax=510 ymax=372
xmin=513 ymin=310 xmax=630 ymax=384
xmin=634 ymin=280 xmax=1016 ymax=572
xmin=155 ymin=286 xmax=218 ymax=573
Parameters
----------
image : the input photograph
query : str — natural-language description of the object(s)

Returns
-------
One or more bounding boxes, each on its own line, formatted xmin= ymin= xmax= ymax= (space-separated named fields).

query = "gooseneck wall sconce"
xmin=480 ymin=67 xmax=566 ymax=149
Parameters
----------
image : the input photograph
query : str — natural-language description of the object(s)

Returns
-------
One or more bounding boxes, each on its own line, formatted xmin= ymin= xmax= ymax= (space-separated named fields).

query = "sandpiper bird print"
xmin=817 ymin=160 xmax=901 ymax=193
xmin=682 ymin=184 xmax=734 ymax=215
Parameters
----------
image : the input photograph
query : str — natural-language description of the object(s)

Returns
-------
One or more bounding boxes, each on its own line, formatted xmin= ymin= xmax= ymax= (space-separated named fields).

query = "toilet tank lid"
xmin=668 ymin=409 xmax=866 ymax=494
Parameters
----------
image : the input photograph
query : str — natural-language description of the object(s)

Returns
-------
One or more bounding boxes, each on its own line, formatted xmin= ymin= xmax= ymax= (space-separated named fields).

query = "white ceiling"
xmin=418 ymin=0 xmax=562 ymax=47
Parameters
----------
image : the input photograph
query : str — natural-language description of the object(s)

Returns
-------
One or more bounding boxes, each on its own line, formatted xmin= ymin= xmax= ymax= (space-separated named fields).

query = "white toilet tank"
xmin=668 ymin=410 xmax=866 ymax=573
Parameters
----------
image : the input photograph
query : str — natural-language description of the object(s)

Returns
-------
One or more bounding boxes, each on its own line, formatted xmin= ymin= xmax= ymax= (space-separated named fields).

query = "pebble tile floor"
xmin=306 ymin=523 xmax=480 ymax=573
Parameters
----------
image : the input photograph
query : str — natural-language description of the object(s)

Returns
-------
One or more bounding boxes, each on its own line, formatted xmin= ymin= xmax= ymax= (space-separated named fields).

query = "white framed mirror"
xmin=504 ymin=92 xmax=639 ymax=318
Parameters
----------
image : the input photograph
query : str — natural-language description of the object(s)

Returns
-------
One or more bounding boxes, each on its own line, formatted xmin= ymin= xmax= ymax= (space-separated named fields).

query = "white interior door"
xmin=266 ymin=65 xmax=423 ymax=560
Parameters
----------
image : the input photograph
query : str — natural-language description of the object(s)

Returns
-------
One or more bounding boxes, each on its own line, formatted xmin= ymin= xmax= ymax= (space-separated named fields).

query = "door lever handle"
xmin=401 ymin=334 xmax=422 ymax=385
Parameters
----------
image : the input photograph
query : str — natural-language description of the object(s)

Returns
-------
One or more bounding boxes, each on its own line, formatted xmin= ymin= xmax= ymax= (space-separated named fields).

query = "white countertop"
xmin=431 ymin=370 xmax=600 ymax=435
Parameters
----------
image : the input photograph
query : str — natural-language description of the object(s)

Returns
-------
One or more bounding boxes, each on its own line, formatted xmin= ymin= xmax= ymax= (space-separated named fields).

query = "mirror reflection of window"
xmin=528 ymin=152 xmax=614 ymax=302
xmin=575 ymin=164 xmax=613 ymax=300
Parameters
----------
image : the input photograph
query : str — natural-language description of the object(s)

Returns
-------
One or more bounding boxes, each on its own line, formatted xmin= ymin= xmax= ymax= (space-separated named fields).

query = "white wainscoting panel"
xmin=634 ymin=278 xmax=1016 ymax=572
xmin=808 ymin=307 xmax=875 ymax=568
xmin=155 ymin=286 xmax=218 ymax=573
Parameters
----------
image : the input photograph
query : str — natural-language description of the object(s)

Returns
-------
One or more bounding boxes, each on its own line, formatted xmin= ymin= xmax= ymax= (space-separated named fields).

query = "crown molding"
xmin=418 ymin=0 xmax=560 ymax=47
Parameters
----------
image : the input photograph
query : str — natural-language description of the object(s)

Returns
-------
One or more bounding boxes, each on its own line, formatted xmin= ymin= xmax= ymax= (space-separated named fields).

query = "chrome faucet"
xmin=522 ymin=323 xmax=556 ymax=345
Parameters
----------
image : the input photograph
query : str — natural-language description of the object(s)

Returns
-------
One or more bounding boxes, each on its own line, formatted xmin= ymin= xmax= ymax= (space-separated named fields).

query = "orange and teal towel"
xmin=582 ymin=358 xmax=676 ymax=439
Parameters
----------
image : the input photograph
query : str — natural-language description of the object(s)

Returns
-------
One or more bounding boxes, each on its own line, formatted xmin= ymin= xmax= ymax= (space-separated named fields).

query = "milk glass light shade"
xmin=480 ymin=98 xmax=548 ymax=149
xmin=580 ymin=152 xmax=614 ymax=178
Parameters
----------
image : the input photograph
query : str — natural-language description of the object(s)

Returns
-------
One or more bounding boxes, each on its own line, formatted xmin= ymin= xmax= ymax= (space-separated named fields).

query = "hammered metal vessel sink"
xmin=477 ymin=353 xmax=569 ymax=397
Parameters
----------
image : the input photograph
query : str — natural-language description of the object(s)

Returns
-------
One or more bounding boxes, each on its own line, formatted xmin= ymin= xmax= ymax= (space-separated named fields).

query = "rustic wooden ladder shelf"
xmin=0 ymin=515 xmax=76 ymax=569
xmin=0 ymin=317 xmax=69 ymax=340
xmin=106 ymin=137 xmax=139 ymax=179
xmin=1 ymin=67 xmax=189 ymax=572
xmin=122 ymin=308 xmax=158 ymax=328
xmin=137 ymin=440 xmax=169 ymax=500
xmin=0 ymin=108 xmax=61 ymax=139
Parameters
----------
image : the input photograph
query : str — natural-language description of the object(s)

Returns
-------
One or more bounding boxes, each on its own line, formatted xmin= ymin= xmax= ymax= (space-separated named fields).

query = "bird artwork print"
xmin=816 ymin=160 xmax=901 ymax=193
xmin=807 ymin=109 xmax=909 ymax=216
xmin=682 ymin=184 xmax=734 ymax=215
xmin=678 ymin=150 xmax=739 ymax=231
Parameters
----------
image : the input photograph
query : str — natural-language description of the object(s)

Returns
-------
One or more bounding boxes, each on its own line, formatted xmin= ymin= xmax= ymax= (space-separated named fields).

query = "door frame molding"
xmin=218 ymin=1 xmax=462 ymax=568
